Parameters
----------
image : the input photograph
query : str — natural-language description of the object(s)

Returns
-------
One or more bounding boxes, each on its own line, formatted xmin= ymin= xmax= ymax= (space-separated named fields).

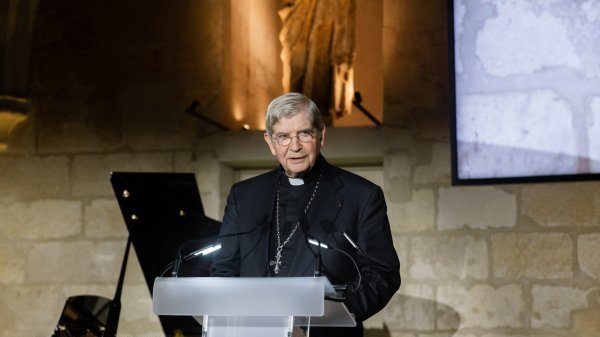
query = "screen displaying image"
xmin=450 ymin=0 xmax=600 ymax=184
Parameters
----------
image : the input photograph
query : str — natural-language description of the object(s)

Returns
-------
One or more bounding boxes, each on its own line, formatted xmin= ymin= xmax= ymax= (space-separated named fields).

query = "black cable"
xmin=303 ymin=233 xmax=362 ymax=301
xmin=162 ymin=239 xmax=221 ymax=277
xmin=159 ymin=261 xmax=175 ymax=277
xmin=330 ymin=246 xmax=361 ymax=296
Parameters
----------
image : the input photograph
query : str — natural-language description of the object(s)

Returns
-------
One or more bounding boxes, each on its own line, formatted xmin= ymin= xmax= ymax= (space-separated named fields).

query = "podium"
xmin=153 ymin=277 xmax=356 ymax=337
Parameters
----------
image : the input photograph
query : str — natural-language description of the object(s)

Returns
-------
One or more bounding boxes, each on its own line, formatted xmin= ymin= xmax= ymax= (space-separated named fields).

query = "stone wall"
xmin=0 ymin=1 xmax=599 ymax=337
xmin=3 ymin=129 xmax=599 ymax=337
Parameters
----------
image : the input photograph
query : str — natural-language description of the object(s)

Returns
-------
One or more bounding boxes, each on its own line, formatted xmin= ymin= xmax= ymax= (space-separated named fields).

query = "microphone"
xmin=306 ymin=231 xmax=365 ymax=297
xmin=171 ymin=254 xmax=182 ymax=277
xmin=164 ymin=241 xmax=222 ymax=277
xmin=306 ymin=237 xmax=357 ymax=302
xmin=298 ymin=216 xmax=363 ymax=298
xmin=298 ymin=216 xmax=324 ymax=278
xmin=342 ymin=231 xmax=361 ymax=253
xmin=339 ymin=231 xmax=364 ymax=294
xmin=307 ymin=237 xmax=324 ymax=277
xmin=307 ymin=237 xmax=329 ymax=249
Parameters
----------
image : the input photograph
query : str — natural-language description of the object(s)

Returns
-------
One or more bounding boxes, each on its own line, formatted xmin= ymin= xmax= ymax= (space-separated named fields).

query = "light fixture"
xmin=0 ymin=96 xmax=29 ymax=150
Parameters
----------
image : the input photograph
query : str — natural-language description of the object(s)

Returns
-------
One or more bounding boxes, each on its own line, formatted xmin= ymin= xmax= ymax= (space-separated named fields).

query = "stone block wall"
xmin=369 ymin=139 xmax=600 ymax=337
xmin=2 ymin=127 xmax=600 ymax=337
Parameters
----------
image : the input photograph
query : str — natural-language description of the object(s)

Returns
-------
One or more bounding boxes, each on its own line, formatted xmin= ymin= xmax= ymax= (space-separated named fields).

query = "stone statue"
xmin=279 ymin=0 xmax=355 ymax=125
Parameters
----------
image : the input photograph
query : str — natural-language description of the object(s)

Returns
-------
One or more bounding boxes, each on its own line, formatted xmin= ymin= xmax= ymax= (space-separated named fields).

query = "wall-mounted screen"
xmin=450 ymin=0 xmax=600 ymax=184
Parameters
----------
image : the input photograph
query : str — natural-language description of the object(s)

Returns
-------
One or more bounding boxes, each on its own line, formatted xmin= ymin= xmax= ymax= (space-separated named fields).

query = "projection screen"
xmin=450 ymin=0 xmax=600 ymax=184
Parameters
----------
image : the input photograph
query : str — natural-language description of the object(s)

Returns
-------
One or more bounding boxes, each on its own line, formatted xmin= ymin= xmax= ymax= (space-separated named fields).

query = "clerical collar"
xmin=279 ymin=155 xmax=324 ymax=186
xmin=288 ymin=177 xmax=304 ymax=186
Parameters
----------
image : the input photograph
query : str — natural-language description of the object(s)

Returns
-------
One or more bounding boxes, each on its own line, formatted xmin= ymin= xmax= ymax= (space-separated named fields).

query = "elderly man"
xmin=211 ymin=92 xmax=400 ymax=337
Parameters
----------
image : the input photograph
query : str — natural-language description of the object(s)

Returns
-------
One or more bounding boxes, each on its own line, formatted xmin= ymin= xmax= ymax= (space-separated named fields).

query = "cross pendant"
xmin=270 ymin=259 xmax=282 ymax=274
xmin=270 ymin=251 xmax=282 ymax=274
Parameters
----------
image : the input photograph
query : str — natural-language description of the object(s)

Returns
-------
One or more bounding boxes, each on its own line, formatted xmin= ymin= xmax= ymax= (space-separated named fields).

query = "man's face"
xmin=264 ymin=112 xmax=326 ymax=178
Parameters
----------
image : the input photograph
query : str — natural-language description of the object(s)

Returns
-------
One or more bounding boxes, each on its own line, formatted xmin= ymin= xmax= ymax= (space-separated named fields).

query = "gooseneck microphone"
xmin=299 ymin=213 xmax=364 ymax=301
xmin=171 ymin=249 xmax=183 ymax=277
xmin=306 ymin=235 xmax=363 ymax=298
xmin=342 ymin=232 xmax=361 ymax=252
xmin=307 ymin=237 xmax=324 ymax=277
xmin=161 ymin=241 xmax=222 ymax=277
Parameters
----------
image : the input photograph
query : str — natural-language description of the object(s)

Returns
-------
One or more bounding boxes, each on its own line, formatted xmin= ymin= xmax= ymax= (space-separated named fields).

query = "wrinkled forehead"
xmin=271 ymin=113 xmax=313 ymax=134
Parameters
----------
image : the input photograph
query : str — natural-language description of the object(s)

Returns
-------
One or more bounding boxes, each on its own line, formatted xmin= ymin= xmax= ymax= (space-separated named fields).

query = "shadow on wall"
xmin=368 ymin=288 xmax=600 ymax=336
xmin=570 ymin=287 xmax=600 ymax=336
xmin=364 ymin=324 xmax=392 ymax=337
xmin=365 ymin=295 xmax=460 ymax=336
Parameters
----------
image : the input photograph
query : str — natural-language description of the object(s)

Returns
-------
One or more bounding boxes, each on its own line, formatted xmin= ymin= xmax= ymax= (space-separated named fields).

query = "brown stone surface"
xmin=522 ymin=182 xmax=600 ymax=227
xmin=84 ymin=199 xmax=127 ymax=238
xmin=26 ymin=241 xmax=125 ymax=283
xmin=531 ymin=285 xmax=588 ymax=328
xmin=578 ymin=234 xmax=600 ymax=278
xmin=383 ymin=286 xmax=436 ymax=331
xmin=388 ymin=188 xmax=435 ymax=233
xmin=71 ymin=152 xmax=173 ymax=196
xmin=0 ymin=245 xmax=26 ymax=284
xmin=437 ymin=284 xmax=524 ymax=329
xmin=383 ymin=0 xmax=450 ymax=139
xmin=492 ymin=233 xmax=572 ymax=279
xmin=0 ymin=200 xmax=81 ymax=239
xmin=438 ymin=186 xmax=517 ymax=230
xmin=31 ymin=1 xmax=225 ymax=153
xmin=409 ymin=235 xmax=487 ymax=280
xmin=0 ymin=156 xmax=69 ymax=201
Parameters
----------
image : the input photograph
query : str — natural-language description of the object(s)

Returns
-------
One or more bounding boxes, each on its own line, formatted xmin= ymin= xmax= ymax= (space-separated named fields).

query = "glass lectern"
xmin=153 ymin=276 xmax=356 ymax=337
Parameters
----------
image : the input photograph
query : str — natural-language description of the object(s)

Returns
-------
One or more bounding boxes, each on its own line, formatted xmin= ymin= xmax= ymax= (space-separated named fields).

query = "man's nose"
xmin=289 ymin=136 xmax=302 ymax=150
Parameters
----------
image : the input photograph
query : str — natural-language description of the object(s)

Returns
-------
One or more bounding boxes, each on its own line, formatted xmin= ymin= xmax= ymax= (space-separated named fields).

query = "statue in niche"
xmin=279 ymin=0 xmax=355 ymax=125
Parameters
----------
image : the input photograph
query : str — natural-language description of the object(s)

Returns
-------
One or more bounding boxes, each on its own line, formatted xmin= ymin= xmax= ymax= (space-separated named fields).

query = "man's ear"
xmin=319 ymin=126 xmax=326 ymax=148
xmin=264 ymin=133 xmax=277 ymax=156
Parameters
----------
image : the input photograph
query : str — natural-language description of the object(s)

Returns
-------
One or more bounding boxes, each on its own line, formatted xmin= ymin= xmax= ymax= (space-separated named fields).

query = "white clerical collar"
xmin=288 ymin=177 xmax=304 ymax=186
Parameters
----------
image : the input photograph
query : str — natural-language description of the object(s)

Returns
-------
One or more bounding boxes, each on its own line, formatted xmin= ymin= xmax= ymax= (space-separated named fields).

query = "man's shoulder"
xmin=325 ymin=162 xmax=381 ymax=191
xmin=231 ymin=168 xmax=278 ymax=191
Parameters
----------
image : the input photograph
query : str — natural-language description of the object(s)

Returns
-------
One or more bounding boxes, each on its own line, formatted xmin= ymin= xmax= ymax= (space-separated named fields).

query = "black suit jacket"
xmin=211 ymin=157 xmax=401 ymax=336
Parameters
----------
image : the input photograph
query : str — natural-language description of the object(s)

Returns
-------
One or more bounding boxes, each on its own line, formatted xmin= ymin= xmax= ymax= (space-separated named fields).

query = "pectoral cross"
xmin=269 ymin=251 xmax=283 ymax=275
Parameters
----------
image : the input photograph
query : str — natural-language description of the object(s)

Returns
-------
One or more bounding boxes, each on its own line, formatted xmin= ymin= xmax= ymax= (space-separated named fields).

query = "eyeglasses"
xmin=272 ymin=130 xmax=318 ymax=146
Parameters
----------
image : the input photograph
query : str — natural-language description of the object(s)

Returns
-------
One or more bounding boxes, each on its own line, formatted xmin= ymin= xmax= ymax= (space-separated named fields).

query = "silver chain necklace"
xmin=270 ymin=173 xmax=321 ymax=275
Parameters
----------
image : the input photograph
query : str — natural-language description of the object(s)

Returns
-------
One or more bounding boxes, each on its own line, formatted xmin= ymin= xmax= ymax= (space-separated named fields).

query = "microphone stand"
xmin=103 ymin=236 xmax=131 ymax=337
xmin=298 ymin=218 xmax=322 ymax=277
xmin=299 ymin=218 xmax=360 ymax=299
xmin=313 ymin=240 xmax=322 ymax=277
